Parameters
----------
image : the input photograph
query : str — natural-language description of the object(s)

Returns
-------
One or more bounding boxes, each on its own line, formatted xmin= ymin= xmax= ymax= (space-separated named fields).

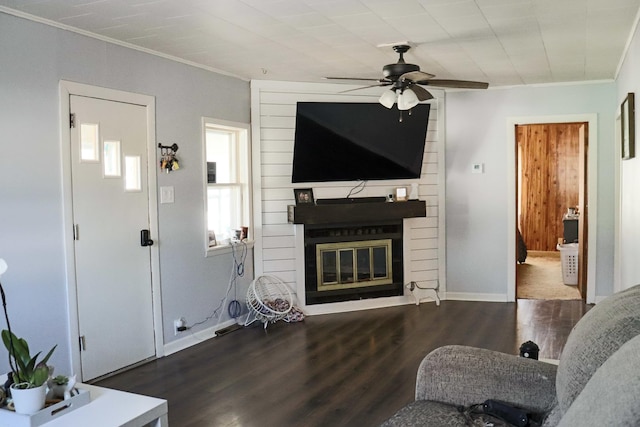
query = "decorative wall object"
xmin=294 ymin=188 xmax=314 ymax=205
xmin=621 ymin=93 xmax=635 ymax=160
xmin=395 ymin=187 xmax=408 ymax=201
xmin=158 ymin=143 xmax=180 ymax=172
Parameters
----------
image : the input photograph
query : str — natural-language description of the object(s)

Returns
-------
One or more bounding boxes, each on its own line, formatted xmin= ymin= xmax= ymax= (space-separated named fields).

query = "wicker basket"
xmin=245 ymin=275 xmax=293 ymax=328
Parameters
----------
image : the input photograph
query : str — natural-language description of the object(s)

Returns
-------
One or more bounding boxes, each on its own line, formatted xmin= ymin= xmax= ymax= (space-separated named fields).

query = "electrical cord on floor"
xmin=410 ymin=280 xmax=440 ymax=291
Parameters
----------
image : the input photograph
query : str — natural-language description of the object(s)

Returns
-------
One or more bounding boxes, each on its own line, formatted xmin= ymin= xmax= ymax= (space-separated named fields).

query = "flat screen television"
xmin=292 ymin=102 xmax=430 ymax=183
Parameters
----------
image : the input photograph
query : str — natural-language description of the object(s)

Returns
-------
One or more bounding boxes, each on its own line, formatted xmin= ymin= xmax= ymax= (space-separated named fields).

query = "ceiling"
xmin=2 ymin=0 xmax=640 ymax=88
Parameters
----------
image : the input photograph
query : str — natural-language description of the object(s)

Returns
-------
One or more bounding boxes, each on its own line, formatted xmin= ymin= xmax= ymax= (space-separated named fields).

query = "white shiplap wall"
xmin=250 ymin=80 xmax=445 ymax=314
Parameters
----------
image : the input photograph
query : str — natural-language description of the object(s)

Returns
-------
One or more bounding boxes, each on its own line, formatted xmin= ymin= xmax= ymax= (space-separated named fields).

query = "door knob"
xmin=140 ymin=229 xmax=154 ymax=247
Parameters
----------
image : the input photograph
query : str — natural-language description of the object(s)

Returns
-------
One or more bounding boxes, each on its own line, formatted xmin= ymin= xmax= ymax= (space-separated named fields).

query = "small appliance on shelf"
xmin=562 ymin=207 xmax=579 ymax=243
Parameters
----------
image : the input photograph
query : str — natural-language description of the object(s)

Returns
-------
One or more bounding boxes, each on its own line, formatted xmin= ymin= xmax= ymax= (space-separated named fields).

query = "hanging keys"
xmin=158 ymin=143 xmax=180 ymax=173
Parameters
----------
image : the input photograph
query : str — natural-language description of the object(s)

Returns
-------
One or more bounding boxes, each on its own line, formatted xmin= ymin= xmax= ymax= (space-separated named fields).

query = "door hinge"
xmin=70 ymin=113 xmax=76 ymax=129
xmin=73 ymin=224 xmax=79 ymax=241
xmin=79 ymin=335 xmax=86 ymax=351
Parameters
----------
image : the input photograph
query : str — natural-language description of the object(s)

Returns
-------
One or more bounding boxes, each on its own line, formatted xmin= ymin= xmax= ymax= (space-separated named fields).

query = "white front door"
xmin=70 ymin=94 xmax=156 ymax=381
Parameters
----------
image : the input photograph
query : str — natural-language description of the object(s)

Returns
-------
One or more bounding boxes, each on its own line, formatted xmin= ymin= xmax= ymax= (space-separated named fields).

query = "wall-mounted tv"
xmin=292 ymin=102 xmax=430 ymax=183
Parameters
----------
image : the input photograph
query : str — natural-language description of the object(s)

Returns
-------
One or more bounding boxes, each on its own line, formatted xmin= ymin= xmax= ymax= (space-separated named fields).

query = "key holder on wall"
xmin=158 ymin=143 xmax=180 ymax=173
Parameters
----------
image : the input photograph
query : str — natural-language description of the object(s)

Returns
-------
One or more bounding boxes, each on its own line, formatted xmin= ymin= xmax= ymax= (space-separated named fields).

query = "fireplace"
xmin=289 ymin=198 xmax=427 ymax=306
xmin=316 ymin=238 xmax=393 ymax=291
xmin=304 ymin=222 xmax=403 ymax=304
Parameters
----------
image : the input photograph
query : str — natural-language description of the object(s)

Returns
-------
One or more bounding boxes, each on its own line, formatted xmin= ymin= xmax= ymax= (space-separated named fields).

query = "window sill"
xmin=206 ymin=240 xmax=254 ymax=257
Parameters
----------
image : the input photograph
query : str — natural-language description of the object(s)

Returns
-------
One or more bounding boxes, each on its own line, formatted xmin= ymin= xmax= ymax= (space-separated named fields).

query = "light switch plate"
xmin=160 ymin=186 xmax=175 ymax=204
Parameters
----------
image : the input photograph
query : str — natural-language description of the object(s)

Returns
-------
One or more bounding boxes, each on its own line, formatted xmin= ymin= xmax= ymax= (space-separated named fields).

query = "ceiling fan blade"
xmin=420 ymin=79 xmax=489 ymax=89
xmin=338 ymin=83 xmax=391 ymax=94
xmin=400 ymin=70 xmax=435 ymax=82
xmin=409 ymin=85 xmax=434 ymax=101
xmin=323 ymin=76 xmax=385 ymax=82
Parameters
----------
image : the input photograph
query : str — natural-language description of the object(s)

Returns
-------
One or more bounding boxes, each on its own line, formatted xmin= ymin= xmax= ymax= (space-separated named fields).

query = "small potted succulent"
xmin=48 ymin=374 xmax=76 ymax=400
xmin=51 ymin=375 xmax=68 ymax=387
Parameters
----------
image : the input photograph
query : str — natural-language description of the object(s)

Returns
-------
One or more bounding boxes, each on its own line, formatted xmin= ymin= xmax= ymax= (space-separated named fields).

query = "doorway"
xmin=60 ymin=81 xmax=163 ymax=381
xmin=507 ymin=114 xmax=597 ymax=304
xmin=515 ymin=123 xmax=586 ymax=300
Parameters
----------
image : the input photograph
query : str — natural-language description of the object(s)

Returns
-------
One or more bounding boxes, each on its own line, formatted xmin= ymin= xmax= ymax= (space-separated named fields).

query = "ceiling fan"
xmin=325 ymin=44 xmax=489 ymax=110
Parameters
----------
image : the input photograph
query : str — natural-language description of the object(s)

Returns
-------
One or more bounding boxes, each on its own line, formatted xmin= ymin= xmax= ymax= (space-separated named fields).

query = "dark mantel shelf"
xmin=288 ymin=200 xmax=426 ymax=225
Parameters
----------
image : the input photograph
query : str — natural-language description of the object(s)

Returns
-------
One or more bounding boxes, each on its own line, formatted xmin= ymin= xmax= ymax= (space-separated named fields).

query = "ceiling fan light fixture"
xmin=326 ymin=45 xmax=488 ymax=110
xmin=379 ymin=89 xmax=397 ymax=109
xmin=397 ymin=88 xmax=419 ymax=110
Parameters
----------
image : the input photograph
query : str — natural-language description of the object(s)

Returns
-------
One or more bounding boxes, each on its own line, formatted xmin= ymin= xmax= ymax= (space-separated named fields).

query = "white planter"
xmin=10 ymin=383 xmax=47 ymax=415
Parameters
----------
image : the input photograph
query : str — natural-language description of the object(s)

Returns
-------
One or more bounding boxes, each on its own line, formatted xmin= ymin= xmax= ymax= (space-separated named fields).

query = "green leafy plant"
xmin=1 ymin=329 xmax=56 ymax=389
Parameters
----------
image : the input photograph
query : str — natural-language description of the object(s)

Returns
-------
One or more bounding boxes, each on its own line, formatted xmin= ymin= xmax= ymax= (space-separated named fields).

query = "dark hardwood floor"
xmin=96 ymin=299 xmax=590 ymax=427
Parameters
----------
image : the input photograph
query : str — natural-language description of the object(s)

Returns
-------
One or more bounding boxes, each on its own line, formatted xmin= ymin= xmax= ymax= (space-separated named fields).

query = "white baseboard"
xmin=594 ymin=295 xmax=607 ymax=304
xmin=302 ymin=295 xmax=418 ymax=316
xmin=163 ymin=317 xmax=245 ymax=356
xmin=444 ymin=292 xmax=509 ymax=302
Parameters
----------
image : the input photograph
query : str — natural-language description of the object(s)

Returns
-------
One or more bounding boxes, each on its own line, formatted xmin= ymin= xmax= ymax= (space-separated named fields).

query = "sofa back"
xmin=557 ymin=333 xmax=640 ymax=426
xmin=556 ymin=284 xmax=640 ymax=414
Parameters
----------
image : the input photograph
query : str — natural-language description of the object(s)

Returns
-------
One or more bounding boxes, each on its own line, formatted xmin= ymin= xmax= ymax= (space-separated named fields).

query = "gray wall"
xmin=0 ymin=12 xmax=251 ymax=374
xmin=615 ymin=21 xmax=640 ymax=291
xmin=445 ymin=83 xmax=617 ymax=298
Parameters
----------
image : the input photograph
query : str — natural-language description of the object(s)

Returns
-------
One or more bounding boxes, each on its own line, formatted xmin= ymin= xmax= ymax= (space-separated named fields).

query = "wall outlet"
xmin=174 ymin=317 xmax=186 ymax=335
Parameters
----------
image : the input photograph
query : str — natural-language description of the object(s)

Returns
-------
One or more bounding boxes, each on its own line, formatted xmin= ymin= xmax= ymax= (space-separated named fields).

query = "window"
xmin=203 ymin=118 xmax=251 ymax=250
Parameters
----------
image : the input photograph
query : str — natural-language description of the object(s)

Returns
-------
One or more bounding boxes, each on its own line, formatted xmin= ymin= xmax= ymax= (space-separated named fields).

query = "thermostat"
xmin=472 ymin=163 xmax=484 ymax=174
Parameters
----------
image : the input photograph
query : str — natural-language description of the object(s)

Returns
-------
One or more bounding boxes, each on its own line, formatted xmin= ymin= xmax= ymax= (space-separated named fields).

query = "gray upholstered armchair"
xmin=381 ymin=284 xmax=640 ymax=426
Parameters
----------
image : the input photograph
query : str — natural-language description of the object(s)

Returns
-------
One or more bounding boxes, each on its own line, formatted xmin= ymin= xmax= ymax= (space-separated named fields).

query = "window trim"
xmin=202 ymin=117 xmax=252 ymax=256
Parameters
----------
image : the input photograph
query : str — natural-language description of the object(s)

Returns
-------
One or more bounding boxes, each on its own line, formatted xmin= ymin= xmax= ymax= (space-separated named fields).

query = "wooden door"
xmin=577 ymin=124 xmax=588 ymax=300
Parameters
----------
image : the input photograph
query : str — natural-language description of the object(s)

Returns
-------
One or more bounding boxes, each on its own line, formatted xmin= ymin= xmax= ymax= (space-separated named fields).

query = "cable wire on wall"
xmin=187 ymin=240 xmax=248 ymax=332
xmin=346 ymin=180 xmax=367 ymax=198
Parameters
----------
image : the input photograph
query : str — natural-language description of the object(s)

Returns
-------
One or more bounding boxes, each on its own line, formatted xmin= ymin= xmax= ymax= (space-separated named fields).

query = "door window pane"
xmin=104 ymin=140 xmax=121 ymax=177
xmin=125 ymin=156 xmax=141 ymax=191
xmin=80 ymin=123 xmax=99 ymax=162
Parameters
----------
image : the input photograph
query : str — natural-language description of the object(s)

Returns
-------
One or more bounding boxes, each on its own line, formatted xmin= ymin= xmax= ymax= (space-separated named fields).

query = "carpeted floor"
xmin=517 ymin=251 xmax=582 ymax=300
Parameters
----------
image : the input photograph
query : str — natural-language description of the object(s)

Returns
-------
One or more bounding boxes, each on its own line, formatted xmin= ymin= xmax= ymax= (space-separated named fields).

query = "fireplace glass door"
xmin=316 ymin=239 xmax=392 ymax=291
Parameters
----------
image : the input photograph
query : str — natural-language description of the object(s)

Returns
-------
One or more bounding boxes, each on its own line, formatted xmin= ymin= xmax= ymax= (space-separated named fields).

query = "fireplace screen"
xmin=316 ymin=239 xmax=393 ymax=291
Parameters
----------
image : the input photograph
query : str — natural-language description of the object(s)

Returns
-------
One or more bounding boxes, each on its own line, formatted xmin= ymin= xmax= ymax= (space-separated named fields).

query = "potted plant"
xmin=51 ymin=375 xmax=68 ymax=387
xmin=0 ymin=259 xmax=56 ymax=414
xmin=1 ymin=330 xmax=56 ymax=414
xmin=48 ymin=374 xmax=76 ymax=400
